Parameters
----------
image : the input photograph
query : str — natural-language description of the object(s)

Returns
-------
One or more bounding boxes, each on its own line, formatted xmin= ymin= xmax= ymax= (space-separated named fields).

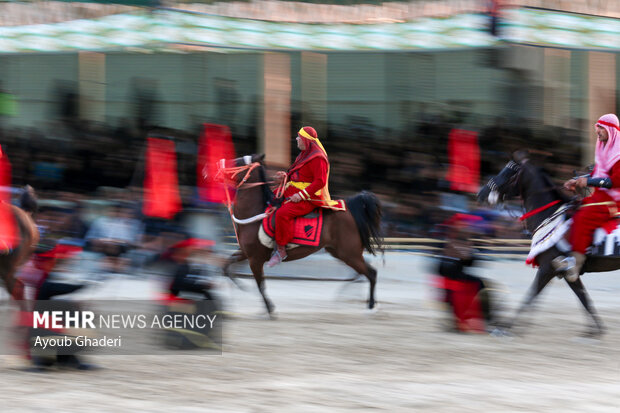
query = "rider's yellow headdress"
xmin=298 ymin=127 xmax=326 ymax=156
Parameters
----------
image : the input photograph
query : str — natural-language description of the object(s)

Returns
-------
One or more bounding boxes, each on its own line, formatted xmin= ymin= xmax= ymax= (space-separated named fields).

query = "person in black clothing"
xmin=19 ymin=196 xmax=97 ymax=371
xmin=162 ymin=238 xmax=217 ymax=300
xmin=159 ymin=237 xmax=221 ymax=350
xmin=436 ymin=213 xmax=494 ymax=331
xmin=27 ymin=243 xmax=99 ymax=371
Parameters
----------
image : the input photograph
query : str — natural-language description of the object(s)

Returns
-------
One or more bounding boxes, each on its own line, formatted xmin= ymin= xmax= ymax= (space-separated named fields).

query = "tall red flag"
xmin=143 ymin=137 xmax=181 ymax=219
xmin=446 ymin=128 xmax=480 ymax=193
xmin=197 ymin=123 xmax=236 ymax=204
xmin=0 ymin=146 xmax=17 ymax=250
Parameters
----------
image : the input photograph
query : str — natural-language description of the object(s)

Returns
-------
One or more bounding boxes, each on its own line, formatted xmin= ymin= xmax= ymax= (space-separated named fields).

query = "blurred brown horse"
xmin=0 ymin=186 xmax=39 ymax=300
xmin=217 ymin=154 xmax=383 ymax=316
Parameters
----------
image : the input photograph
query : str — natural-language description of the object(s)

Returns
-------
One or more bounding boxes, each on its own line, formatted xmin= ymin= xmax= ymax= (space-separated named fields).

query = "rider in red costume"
xmin=557 ymin=114 xmax=620 ymax=281
xmin=267 ymin=126 xmax=340 ymax=267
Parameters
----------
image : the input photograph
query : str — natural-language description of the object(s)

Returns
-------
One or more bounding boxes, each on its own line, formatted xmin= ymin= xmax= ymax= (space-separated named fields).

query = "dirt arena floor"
xmin=2 ymin=252 xmax=620 ymax=412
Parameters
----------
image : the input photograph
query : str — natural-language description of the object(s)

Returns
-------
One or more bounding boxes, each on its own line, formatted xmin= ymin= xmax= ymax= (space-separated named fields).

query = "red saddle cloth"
xmin=262 ymin=208 xmax=324 ymax=247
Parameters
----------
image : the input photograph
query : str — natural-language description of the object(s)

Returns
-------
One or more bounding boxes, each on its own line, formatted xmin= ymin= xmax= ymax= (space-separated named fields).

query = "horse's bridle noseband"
xmin=481 ymin=159 xmax=570 ymax=223
xmin=213 ymin=162 xmax=261 ymax=189
xmin=478 ymin=160 xmax=521 ymax=204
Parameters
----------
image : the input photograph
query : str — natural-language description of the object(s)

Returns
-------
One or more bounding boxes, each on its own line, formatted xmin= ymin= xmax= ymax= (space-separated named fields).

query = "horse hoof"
xmin=22 ymin=365 xmax=50 ymax=373
xmin=489 ymin=327 xmax=513 ymax=339
xmin=266 ymin=307 xmax=278 ymax=320
xmin=578 ymin=328 xmax=605 ymax=340
xmin=364 ymin=303 xmax=380 ymax=315
xmin=572 ymin=335 xmax=602 ymax=345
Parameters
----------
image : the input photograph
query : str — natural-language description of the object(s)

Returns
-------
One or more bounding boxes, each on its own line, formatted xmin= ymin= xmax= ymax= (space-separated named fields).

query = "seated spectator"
xmin=85 ymin=202 xmax=144 ymax=273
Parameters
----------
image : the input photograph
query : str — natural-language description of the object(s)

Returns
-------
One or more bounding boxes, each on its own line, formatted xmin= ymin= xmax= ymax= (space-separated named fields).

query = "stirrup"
xmin=552 ymin=255 xmax=575 ymax=271
xmin=266 ymin=250 xmax=287 ymax=268
xmin=551 ymin=255 xmax=578 ymax=280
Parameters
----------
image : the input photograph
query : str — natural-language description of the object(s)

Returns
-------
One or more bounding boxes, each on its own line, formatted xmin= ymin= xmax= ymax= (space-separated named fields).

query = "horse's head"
xmin=219 ymin=154 xmax=265 ymax=170
xmin=477 ymin=151 xmax=526 ymax=206
xmin=478 ymin=149 xmax=568 ymax=211
xmin=211 ymin=154 xmax=273 ymax=210
xmin=208 ymin=154 xmax=266 ymax=187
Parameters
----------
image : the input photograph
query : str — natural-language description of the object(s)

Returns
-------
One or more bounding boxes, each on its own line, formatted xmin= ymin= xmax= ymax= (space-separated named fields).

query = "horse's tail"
xmin=19 ymin=185 xmax=38 ymax=215
xmin=346 ymin=191 xmax=383 ymax=255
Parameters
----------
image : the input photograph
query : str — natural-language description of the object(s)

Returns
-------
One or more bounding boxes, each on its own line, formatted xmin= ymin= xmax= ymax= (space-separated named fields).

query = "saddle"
xmin=526 ymin=204 xmax=620 ymax=267
xmin=258 ymin=208 xmax=324 ymax=249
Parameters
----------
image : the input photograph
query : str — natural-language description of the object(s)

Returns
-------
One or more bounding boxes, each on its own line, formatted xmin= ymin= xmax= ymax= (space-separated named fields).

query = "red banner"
xmin=0 ymin=147 xmax=17 ymax=250
xmin=197 ymin=123 xmax=236 ymax=204
xmin=446 ymin=128 xmax=480 ymax=193
xmin=143 ymin=137 xmax=181 ymax=219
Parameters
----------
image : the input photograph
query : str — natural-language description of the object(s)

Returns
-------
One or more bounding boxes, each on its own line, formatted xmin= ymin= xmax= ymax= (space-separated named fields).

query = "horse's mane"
xmin=524 ymin=161 xmax=572 ymax=204
xmin=256 ymin=161 xmax=275 ymax=208
xmin=20 ymin=185 xmax=38 ymax=214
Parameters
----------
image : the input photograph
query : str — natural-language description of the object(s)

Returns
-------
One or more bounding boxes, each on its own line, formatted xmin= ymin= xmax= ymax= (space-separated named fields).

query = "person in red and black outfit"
xmin=163 ymin=238 xmax=216 ymax=300
xmin=267 ymin=126 xmax=340 ymax=267
xmin=436 ymin=213 xmax=494 ymax=331
xmin=557 ymin=114 xmax=620 ymax=281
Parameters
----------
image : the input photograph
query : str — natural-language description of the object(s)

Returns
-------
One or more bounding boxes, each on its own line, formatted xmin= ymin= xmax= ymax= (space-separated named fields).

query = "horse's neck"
xmin=233 ymin=187 xmax=266 ymax=219
xmin=523 ymin=184 xmax=563 ymax=233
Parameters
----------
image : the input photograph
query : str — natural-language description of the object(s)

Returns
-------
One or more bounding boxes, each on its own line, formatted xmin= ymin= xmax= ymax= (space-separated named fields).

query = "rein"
xmin=214 ymin=162 xmax=289 ymax=243
xmin=519 ymin=200 xmax=561 ymax=221
xmin=503 ymin=164 xmax=565 ymax=222
xmin=214 ymin=162 xmax=266 ymax=243
xmin=215 ymin=162 xmax=265 ymax=190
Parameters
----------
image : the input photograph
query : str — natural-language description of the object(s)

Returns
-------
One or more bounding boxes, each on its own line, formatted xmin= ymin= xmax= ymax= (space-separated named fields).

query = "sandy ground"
xmin=2 ymin=252 xmax=620 ymax=412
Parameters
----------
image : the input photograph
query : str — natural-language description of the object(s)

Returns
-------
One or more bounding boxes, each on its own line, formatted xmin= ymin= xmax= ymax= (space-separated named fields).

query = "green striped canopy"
xmin=0 ymin=8 xmax=617 ymax=53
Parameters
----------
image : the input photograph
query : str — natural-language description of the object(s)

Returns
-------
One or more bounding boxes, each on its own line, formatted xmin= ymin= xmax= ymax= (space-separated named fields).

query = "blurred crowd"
xmin=322 ymin=112 xmax=584 ymax=239
xmin=0 ymin=99 xmax=588 ymax=247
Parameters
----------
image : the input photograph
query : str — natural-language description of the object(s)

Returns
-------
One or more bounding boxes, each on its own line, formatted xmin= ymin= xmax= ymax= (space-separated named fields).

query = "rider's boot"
xmin=266 ymin=245 xmax=287 ymax=268
xmin=552 ymin=252 xmax=585 ymax=282
xmin=565 ymin=252 xmax=585 ymax=282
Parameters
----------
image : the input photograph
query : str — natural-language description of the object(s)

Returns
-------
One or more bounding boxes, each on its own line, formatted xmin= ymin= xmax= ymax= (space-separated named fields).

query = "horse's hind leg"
xmin=566 ymin=277 xmax=605 ymax=337
xmin=249 ymin=258 xmax=275 ymax=317
xmin=328 ymin=248 xmax=377 ymax=309
xmin=365 ymin=261 xmax=377 ymax=309
xmin=1 ymin=269 xmax=24 ymax=300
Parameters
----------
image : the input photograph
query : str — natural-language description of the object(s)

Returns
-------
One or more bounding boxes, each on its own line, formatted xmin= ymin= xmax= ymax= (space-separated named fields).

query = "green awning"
xmin=0 ymin=8 xmax=616 ymax=54
xmin=0 ymin=9 xmax=498 ymax=53
xmin=502 ymin=8 xmax=619 ymax=50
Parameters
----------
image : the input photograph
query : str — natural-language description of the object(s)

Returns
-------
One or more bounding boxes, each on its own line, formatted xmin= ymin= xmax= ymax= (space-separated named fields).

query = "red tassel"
xmin=446 ymin=128 xmax=480 ymax=193
xmin=143 ymin=137 xmax=181 ymax=219
xmin=0 ymin=147 xmax=17 ymax=250
xmin=197 ymin=123 xmax=236 ymax=204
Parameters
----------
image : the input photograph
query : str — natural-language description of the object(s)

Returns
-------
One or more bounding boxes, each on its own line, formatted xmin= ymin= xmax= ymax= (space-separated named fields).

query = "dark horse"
xmin=217 ymin=154 xmax=382 ymax=316
xmin=478 ymin=151 xmax=610 ymax=337
xmin=0 ymin=186 xmax=39 ymax=300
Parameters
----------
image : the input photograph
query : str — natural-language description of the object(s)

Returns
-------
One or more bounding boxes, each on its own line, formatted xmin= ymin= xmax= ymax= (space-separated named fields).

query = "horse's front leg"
xmin=222 ymin=249 xmax=248 ymax=290
xmin=566 ymin=277 xmax=605 ymax=337
xmin=502 ymin=260 xmax=555 ymax=334
xmin=249 ymin=257 xmax=275 ymax=317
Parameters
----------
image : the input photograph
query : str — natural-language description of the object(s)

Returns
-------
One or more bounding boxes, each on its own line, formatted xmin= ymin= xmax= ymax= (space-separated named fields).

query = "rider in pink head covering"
xmin=557 ymin=114 xmax=620 ymax=282
xmin=593 ymin=114 xmax=620 ymax=180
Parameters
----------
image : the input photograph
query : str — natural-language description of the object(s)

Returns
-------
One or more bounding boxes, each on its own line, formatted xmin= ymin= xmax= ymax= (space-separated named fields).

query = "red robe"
xmin=570 ymin=161 xmax=620 ymax=254
xmin=275 ymin=157 xmax=328 ymax=246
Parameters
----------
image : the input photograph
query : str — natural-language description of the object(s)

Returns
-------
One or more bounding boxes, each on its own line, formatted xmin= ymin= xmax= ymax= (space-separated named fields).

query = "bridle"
xmin=207 ymin=159 xmax=290 ymax=243
xmin=213 ymin=161 xmax=266 ymax=190
xmin=482 ymin=160 xmax=566 ymax=222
